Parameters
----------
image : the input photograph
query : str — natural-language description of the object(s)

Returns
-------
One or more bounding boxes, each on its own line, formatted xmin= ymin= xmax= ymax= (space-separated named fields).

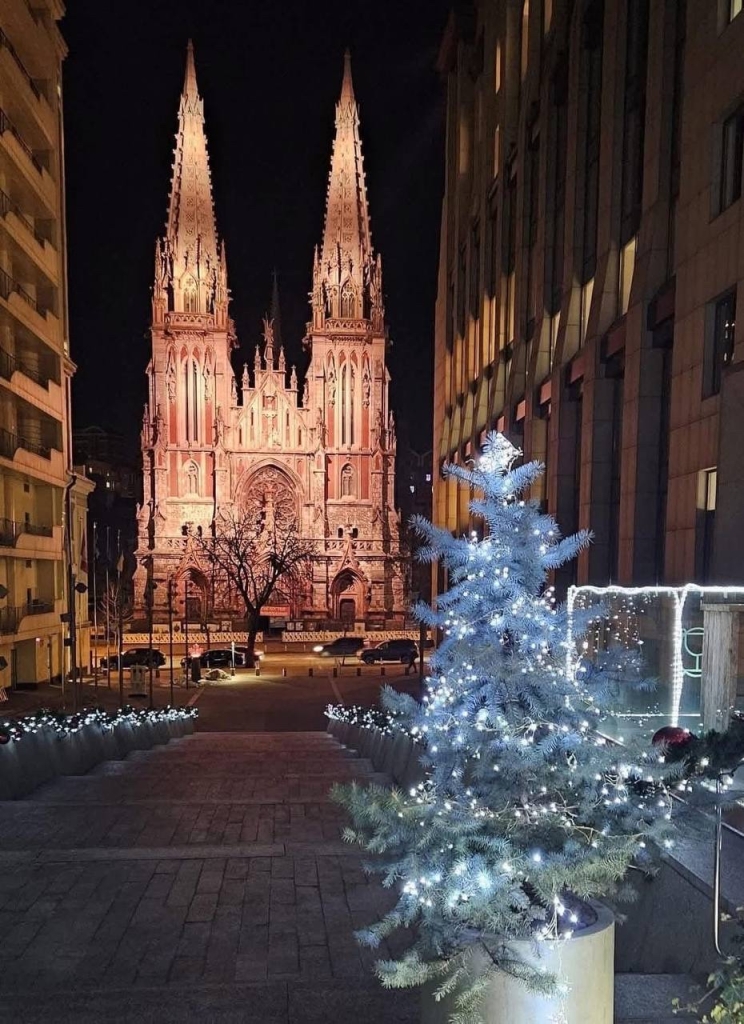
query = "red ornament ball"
xmin=0 ymin=729 xmax=10 ymax=745
xmin=652 ymin=725 xmax=693 ymax=748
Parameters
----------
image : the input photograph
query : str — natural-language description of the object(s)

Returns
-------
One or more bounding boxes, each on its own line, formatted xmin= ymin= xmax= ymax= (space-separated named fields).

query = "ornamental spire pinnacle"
xmin=153 ymin=41 xmax=227 ymax=325
xmin=311 ymin=50 xmax=383 ymax=329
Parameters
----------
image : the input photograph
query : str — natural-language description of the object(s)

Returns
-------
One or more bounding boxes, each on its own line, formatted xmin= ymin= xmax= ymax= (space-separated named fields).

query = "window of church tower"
xmin=183 ymin=278 xmax=198 ymax=313
xmin=184 ymin=461 xmax=199 ymax=496
xmin=341 ymin=463 xmax=355 ymax=498
xmin=341 ymin=281 xmax=356 ymax=318
xmin=341 ymin=364 xmax=348 ymax=445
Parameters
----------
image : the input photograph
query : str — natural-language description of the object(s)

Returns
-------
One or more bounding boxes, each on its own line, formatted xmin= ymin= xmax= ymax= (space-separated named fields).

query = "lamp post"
xmin=145 ymin=558 xmax=156 ymax=710
xmin=116 ymin=529 xmax=124 ymax=710
xmin=92 ymin=521 xmax=98 ymax=692
xmin=167 ymin=578 xmax=174 ymax=705
xmin=105 ymin=526 xmax=111 ymax=690
xmin=184 ymin=575 xmax=189 ymax=691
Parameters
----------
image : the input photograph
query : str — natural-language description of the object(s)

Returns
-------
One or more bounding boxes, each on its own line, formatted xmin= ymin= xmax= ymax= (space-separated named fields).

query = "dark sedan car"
xmin=181 ymin=648 xmax=259 ymax=670
xmin=313 ymin=637 xmax=365 ymax=661
xmin=360 ymin=639 xmax=418 ymax=665
xmin=100 ymin=648 xmax=166 ymax=670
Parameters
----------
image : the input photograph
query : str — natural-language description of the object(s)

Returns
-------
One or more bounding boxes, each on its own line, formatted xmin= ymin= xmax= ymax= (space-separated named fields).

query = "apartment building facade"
xmin=433 ymin=0 xmax=744 ymax=591
xmin=0 ymin=0 xmax=86 ymax=687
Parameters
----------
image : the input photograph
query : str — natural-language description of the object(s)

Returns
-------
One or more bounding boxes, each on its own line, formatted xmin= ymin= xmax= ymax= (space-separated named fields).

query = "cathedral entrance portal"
xmin=177 ymin=568 xmax=210 ymax=624
xmin=332 ymin=570 xmax=365 ymax=623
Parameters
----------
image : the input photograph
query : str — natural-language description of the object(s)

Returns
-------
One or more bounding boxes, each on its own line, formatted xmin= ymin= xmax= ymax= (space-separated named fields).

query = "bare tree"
xmin=98 ymin=579 xmax=132 ymax=646
xmin=196 ymin=506 xmax=314 ymax=654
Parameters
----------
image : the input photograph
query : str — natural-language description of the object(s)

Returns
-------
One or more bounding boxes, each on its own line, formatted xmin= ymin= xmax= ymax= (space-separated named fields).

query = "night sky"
xmin=61 ymin=0 xmax=449 ymax=455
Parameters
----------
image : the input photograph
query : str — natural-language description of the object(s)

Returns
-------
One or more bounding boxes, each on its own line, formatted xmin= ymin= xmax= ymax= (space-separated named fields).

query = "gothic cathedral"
xmin=134 ymin=44 xmax=406 ymax=625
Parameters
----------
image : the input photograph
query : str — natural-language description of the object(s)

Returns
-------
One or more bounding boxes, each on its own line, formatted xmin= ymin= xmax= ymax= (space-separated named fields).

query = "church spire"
xmin=270 ymin=269 xmax=283 ymax=351
xmin=311 ymin=50 xmax=383 ymax=330
xmin=153 ymin=41 xmax=227 ymax=325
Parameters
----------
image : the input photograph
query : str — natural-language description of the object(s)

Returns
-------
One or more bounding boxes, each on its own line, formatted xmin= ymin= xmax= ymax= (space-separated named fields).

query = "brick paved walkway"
xmin=0 ymin=733 xmax=417 ymax=1022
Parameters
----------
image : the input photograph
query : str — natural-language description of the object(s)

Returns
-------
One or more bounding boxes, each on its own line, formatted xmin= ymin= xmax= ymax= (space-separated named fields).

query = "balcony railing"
xmin=0 ymin=30 xmax=44 ymax=101
xmin=0 ymin=426 xmax=51 ymax=460
xmin=0 ymin=599 xmax=54 ymax=633
xmin=0 ymin=187 xmax=52 ymax=249
xmin=0 ymin=266 xmax=47 ymax=318
xmin=0 ymin=344 xmax=50 ymax=388
xmin=0 ymin=108 xmax=44 ymax=174
xmin=0 ymin=515 xmax=53 ymax=546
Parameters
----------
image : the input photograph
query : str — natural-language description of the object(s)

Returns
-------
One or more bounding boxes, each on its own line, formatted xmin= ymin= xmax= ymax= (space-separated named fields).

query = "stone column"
xmin=701 ymin=603 xmax=743 ymax=731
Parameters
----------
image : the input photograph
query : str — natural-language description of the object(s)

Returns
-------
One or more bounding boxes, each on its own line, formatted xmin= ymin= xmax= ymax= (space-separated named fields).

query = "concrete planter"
xmin=421 ymin=903 xmax=615 ymax=1024
xmin=0 ymin=712 xmax=194 ymax=799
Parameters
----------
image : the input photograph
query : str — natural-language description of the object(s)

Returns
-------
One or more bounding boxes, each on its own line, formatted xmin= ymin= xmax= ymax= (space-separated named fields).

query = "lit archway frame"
xmin=566 ymin=584 xmax=744 ymax=727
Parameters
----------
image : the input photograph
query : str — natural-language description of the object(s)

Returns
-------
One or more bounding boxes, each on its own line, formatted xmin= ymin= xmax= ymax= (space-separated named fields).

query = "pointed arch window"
xmin=184 ymin=460 xmax=199 ymax=496
xmin=183 ymin=357 xmax=200 ymax=443
xmin=192 ymin=360 xmax=199 ymax=441
xmin=341 ymin=280 xmax=356 ymax=318
xmin=183 ymin=277 xmax=198 ymax=313
xmin=341 ymin=463 xmax=356 ymax=498
xmin=341 ymin=363 xmax=347 ymax=445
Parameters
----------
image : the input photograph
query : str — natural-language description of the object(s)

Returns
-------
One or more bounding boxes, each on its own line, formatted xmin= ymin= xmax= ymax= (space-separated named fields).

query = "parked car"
xmin=361 ymin=639 xmax=419 ymax=665
xmin=313 ymin=637 xmax=366 ymax=661
xmin=100 ymin=648 xmax=166 ymax=670
xmin=180 ymin=647 xmax=260 ymax=670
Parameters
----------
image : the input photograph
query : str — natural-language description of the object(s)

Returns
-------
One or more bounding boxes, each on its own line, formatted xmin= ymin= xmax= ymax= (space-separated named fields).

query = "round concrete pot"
xmin=421 ymin=902 xmax=615 ymax=1024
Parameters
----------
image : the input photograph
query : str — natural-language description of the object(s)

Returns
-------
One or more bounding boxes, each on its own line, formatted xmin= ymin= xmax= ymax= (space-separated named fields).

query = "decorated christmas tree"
xmin=333 ymin=433 xmax=675 ymax=1020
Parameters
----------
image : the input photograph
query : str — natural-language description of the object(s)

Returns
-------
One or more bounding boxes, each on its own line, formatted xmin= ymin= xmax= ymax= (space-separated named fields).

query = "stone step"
xmin=614 ymin=973 xmax=700 ymax=1022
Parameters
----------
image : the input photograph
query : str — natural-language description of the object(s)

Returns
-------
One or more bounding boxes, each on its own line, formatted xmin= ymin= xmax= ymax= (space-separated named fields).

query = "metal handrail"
xmin=0 ymin=187 xmax=52 ymax=248
xmin=0 ymin=108 xmax=44 ymax=173
xmin=0 ymin=426 xmax=51 ymax=460
xmin=0 ymin=266 xmax=47 ymax=318
xmin=0 ymin=599 xmax=54 ymax=634
xmin=0 ymin=29 xmax=42 ymax=100
xmin=0 ymin=516 xmax=53 ymax=545
xmin=0 ymin=345 xmax=50 ymax=387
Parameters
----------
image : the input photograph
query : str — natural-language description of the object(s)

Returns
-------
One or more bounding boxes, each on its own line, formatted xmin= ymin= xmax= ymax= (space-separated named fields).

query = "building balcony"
xmin=0 ymin=425 xmax=51 ymax=460
xmin=0 ymin=29 xmax=55 ymax=141
xmin=0 ymin=598 xmax=55 ymax=635
xmin=0 ymin=187 xmax=58 ymax=280
xmin=0 ymin=264 xmax=60 ymax=352
xmin=0 ymin=515 xmax=52 ymax=547
xmin=0 ymin=264 xmax=47 ymax=318
xmin=0 ymin=108 xmax=55 ymax=210
xmin=0 ymin=341 xmax=54 ymax=389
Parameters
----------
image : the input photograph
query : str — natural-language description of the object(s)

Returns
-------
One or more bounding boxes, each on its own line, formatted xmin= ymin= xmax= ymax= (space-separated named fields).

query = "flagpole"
xmin=105 ymin=526 xmax=111 ymax=690
xmin=117 ymin=529 xmax=124 ymax=709
xmin=92 ymin=521 xmax=98 ymax=692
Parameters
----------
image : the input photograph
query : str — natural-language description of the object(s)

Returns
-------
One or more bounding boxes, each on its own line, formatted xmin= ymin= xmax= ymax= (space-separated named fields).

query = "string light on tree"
xmin=332 ymin=432 xmax=676 ymax=1021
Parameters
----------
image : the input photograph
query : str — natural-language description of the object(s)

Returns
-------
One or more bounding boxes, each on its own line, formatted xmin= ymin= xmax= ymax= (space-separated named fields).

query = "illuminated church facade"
xmin=133 ymin=44 xmax=405 ymax=624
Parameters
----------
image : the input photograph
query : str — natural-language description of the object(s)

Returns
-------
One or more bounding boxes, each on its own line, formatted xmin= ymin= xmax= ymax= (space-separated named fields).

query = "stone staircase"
xmin=0 ymin=730 xmax=700 ymax=1021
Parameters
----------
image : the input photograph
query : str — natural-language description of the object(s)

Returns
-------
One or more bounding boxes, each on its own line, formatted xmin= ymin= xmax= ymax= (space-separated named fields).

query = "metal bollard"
xmin=333 ymin=666 xmax=338 ymax=678
xmin=309 ymin=667 xmax=313 ymax=678
xmin=282 ymin=667 xmax=287 ymax=677
xmin=356 ymin=667 xmax=361 ymax=677
xmin=380 ymin=666 xmax=385 ymax=677
xmin=255 ymin=665 xmax=260 ymax=677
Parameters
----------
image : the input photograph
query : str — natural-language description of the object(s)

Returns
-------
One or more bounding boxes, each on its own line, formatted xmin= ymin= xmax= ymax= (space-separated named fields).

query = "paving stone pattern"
xmin=0 ymin=733 xmax=418 ymax=1023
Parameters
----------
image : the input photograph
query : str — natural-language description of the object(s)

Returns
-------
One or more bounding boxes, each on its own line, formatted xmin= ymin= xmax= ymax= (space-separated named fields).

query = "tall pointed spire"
xmin=312 ymin=50 xmax=382 ymax=329
xmin=183 ymin=38 xmax=198 ymax=103
xmin=270 ymin=269 xmax=283 ymax=351
xmin=153 ymin=41 xmax=227 ymax=324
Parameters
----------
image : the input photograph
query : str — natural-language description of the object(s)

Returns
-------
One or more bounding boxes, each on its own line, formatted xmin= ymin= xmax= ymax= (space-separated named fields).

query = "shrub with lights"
xmin=0 ymin=704 xmax=198 ymax=746
xmin=333 ymin=433 xmax=676 ymax=1021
